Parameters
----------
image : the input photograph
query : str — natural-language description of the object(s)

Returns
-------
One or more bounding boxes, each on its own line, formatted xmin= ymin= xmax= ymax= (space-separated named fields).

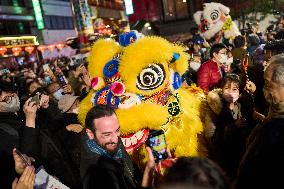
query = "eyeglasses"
xmin=0 ymin=94 xmax=15 ymax=104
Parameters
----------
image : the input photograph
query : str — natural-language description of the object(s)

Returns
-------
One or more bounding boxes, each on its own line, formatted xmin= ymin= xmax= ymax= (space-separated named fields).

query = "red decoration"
xmin=37 ymin=45 xmax=46 ymax=52
xmin=12 ymin=47 xmax=22 ymax=56
xmin=242 ymin=54 xmax=249 ymax=73
xmin=0 ymin=47 xmax=7 ymax=56
xmin=48 ymin=44 xmax=55 ymax=52
xmin=56 ymin=43 xmax=65 ymax=50
xmin=25 ymin=46 xmax=35 ymax=54
xmin=121 ymin=129 xmax=149 ymax=153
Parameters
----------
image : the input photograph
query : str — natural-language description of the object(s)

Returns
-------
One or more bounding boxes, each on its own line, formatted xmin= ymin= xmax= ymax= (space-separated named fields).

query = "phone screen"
xmin=43 ymin=64 xmax=50 ymax=72
xmin=31 ymin=94 xmax=40 ymax=105
xmin=147 ymin=130 xmax=168 ymax=162
xmin=58 ymin=74 xmax=67 ymax=86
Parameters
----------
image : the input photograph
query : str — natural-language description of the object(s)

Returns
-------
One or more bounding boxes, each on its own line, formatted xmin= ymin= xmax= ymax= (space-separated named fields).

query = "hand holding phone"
xmin=146 ymin=130 xmax=168 ymax=163
xmin=43 ymin=64 xmax=50 ymax=72
xmin=58 ymin=73 xmax=68 ymax=86
xmin=31 ymin=93 xmax=41 ymax=106
xmin=13 ymin=148 xmax=35 ymax=175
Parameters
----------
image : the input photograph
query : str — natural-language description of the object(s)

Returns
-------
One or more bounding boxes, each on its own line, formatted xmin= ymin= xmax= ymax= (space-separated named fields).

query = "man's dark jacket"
xmin=0 ymin=112 xmax=37 ymax=189
xmin=80 ymin=138 xmax=140 ymax=189
xmin=235 ymin=117 xmax=284 ymax=189
xmin=21 ymin=104 xmax=82 ymax=189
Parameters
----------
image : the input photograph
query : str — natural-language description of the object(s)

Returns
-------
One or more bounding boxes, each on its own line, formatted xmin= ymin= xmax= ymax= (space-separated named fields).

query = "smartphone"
xmin=31 ymin=93 xmax=41 ymax=105
xmin=146 ymin=130 xmax=168 ymax=163
xmin=43 ymin=64 xmax=50 ymax=72
xmin=58 ymin=74 xmax=67 ymax=86
xmin=15 ymin=149 xmax=31 ymax=166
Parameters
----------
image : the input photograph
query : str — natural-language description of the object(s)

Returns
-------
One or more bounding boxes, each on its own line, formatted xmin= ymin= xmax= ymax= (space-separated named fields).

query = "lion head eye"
xmin=136 ymin=64 xmax=165 ymax=91
xmin=210 ymin=10 xmax=220 ymax=21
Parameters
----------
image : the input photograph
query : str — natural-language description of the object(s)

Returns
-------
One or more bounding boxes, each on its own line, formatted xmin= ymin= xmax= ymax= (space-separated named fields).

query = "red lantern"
xmin=37 ymin=45 xmax=46 ymax=52
xmin=48 ymin=44 xmax=55 ymax=52
xmin=25 ymin=46 xmax=35 ymax=54
xmin=12 ymin=47 xmax=22 ymax=56
xmin=0 ymin=47 xmax=7 ymax=56
xmin=56 ymin=43 xmax=64 ymax=50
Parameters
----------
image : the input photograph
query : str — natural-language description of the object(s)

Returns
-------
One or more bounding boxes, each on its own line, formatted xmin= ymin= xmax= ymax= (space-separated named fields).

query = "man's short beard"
xmin=93 ymin=135 xmax=119 ymax=154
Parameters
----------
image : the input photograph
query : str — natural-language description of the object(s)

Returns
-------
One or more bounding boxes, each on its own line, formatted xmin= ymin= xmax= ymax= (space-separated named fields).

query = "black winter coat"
xmin=212 ymin=97 xmax=255 ymax=179
xmin=0 ymin=112 xmax=37 ymax=189
xmin=22 ymin=105 xmax=82 ymax=189
xmin=235 ymin=118 xmax=284 ymax=189
xmin=81 ymin=138 xmax=140 ymax=189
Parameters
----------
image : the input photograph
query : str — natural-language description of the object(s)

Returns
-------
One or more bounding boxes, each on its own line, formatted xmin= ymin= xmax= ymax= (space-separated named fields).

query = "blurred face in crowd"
xmin=263 ymin=65 xmax=284 ymax=104
xmin=190 ymin=55 xmax=201 ymax=71
xmin=221 ymin=51 xmax=233 ymax=73
xmin=0 ymin=91 xmax=20 ymax=113
xmin=28 ymin=81 xmax=41 ymax=95
xmin=87 ymin=114 xmax=120 ymax=154
xmin=213 ymin=48 xmax=228 ymax=64
xmin=222 ymin=81 xmax=240 ymax=103
xmin=47 ymin=82 xmax=63 ymax=100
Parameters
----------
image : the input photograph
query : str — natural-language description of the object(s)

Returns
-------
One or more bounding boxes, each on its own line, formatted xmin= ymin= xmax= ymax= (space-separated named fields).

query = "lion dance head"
xmin=194 ymin=2 xmax=240 ymax=43
xmin=78 ymin=31 xmax=205 ymax=166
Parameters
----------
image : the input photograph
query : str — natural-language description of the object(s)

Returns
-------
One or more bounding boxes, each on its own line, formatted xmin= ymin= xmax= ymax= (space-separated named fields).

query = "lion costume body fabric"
xmin=194 ymin=2 xmax=240 ymax=43
xmin=78 ymin=32 xmax=205 ymax=165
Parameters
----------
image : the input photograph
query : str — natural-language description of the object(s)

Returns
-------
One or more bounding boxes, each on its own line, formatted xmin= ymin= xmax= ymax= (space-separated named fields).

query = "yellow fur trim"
xmin=87 ymin=39 xmax=122 ymax=78
xmin=164 ymin=88 xmax=204 ymax=157
xmin=78 ymin=91 xmax=94 ymax=127
xmin=115 ymin=103 xmax=168 ymax=135
xmin=171 ymin=44 xmax=189 ymax=74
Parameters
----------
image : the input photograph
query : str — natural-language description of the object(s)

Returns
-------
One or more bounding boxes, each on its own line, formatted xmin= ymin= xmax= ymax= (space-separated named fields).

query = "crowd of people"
xmin=1 ymin=20 xmax=284 ymax=189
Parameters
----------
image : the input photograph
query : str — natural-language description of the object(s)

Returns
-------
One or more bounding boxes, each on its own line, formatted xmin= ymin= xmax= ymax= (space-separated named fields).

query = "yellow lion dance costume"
xmin=78 ymin=31 xmax=205 ymax=166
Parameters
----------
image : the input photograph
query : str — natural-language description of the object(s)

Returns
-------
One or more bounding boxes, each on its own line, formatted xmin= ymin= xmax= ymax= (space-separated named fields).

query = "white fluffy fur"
xmin=194 ymin=2 xmax=240 ymax=41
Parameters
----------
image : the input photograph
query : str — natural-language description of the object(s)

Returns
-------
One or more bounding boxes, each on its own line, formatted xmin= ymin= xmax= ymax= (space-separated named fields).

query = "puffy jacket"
xmin=197 ymin=59 xmax=222 ymax=92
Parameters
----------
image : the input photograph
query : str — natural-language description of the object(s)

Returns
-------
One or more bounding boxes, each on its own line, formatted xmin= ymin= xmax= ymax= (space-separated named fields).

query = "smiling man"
xmin=81 ymin=105 xmax=141 ymax=189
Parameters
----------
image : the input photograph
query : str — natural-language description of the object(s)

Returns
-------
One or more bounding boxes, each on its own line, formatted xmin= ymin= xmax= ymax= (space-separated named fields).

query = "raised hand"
xmin=23 ymin=98 xmax=38 ymax=128
xmin=63 ymin=84 xmax=73 ymax=94
xmin=66 ymin=124 xmax=83 ymax=133
xmin=12 ymin=166 xmax=35 ymax=189
xmin=13 ymin=148 xmax=35 ymax=175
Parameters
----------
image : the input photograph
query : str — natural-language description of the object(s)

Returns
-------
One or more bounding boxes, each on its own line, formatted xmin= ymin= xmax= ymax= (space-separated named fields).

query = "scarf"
xmin=85 ymin=136 xmax=123 ymax=160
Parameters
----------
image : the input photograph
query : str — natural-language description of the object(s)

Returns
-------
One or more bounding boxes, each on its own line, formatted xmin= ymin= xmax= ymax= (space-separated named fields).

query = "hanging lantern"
xmin=0 ymin=47 xmax=7 ymax=56
xmin=56 ymin=43 xmax=65 ymax=50
xmin=37 ymin=45 xmax=46 ymax=53
xmin=12 ymin=47 xmax=22 ymax=56
xmin=25 ymin=46 xmax=35 ymax=54
xmin=48 ymin=44 xmax=55 ymax=52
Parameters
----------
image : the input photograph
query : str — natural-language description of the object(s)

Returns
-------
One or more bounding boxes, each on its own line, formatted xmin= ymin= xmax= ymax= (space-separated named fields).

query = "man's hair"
xmin=209 ymin=43 xmax=227 ymax=58
xmin=163 ymin=157 xmax=229 ymax=189
xmin=220 ymin=74 xmax=241 ymax=89
xmin=267 ymin=54 xmax=284 ymax=86
xmin=234 ymin=35 xmax=246 ymax=48
xmin=0 ymin=78 xmax=18 ymax=94
xmin=85 ymin=105 xmax=115 ymax=131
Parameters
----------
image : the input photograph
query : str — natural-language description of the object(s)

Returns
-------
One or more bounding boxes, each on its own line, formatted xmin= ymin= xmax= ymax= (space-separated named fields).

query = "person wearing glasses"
xmin=197 ymin=43 xmax=227 ymax=93
xmin=0 ymin=78 xmax=38 ymax=189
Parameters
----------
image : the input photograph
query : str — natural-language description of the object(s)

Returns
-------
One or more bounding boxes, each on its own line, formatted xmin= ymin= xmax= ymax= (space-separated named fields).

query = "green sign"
xmin=32 ymin=0 xmax=44 ymax=30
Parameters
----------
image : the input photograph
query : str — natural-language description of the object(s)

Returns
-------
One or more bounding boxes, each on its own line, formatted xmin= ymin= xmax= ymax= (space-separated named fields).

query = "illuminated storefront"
xmin=0 ymin=35 xmax=39 ymax=68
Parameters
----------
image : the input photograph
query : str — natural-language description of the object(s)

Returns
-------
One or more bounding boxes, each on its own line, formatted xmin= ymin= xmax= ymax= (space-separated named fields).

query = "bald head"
xmin=264 ymin=54 xmax=284 ymax=104
xmin=265 ymin=54 xmax=284 ymax=86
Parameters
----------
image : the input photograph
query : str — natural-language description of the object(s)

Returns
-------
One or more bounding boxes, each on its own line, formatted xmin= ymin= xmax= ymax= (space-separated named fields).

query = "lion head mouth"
xmin=121 ymin=129 xmax=149 ymax=153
